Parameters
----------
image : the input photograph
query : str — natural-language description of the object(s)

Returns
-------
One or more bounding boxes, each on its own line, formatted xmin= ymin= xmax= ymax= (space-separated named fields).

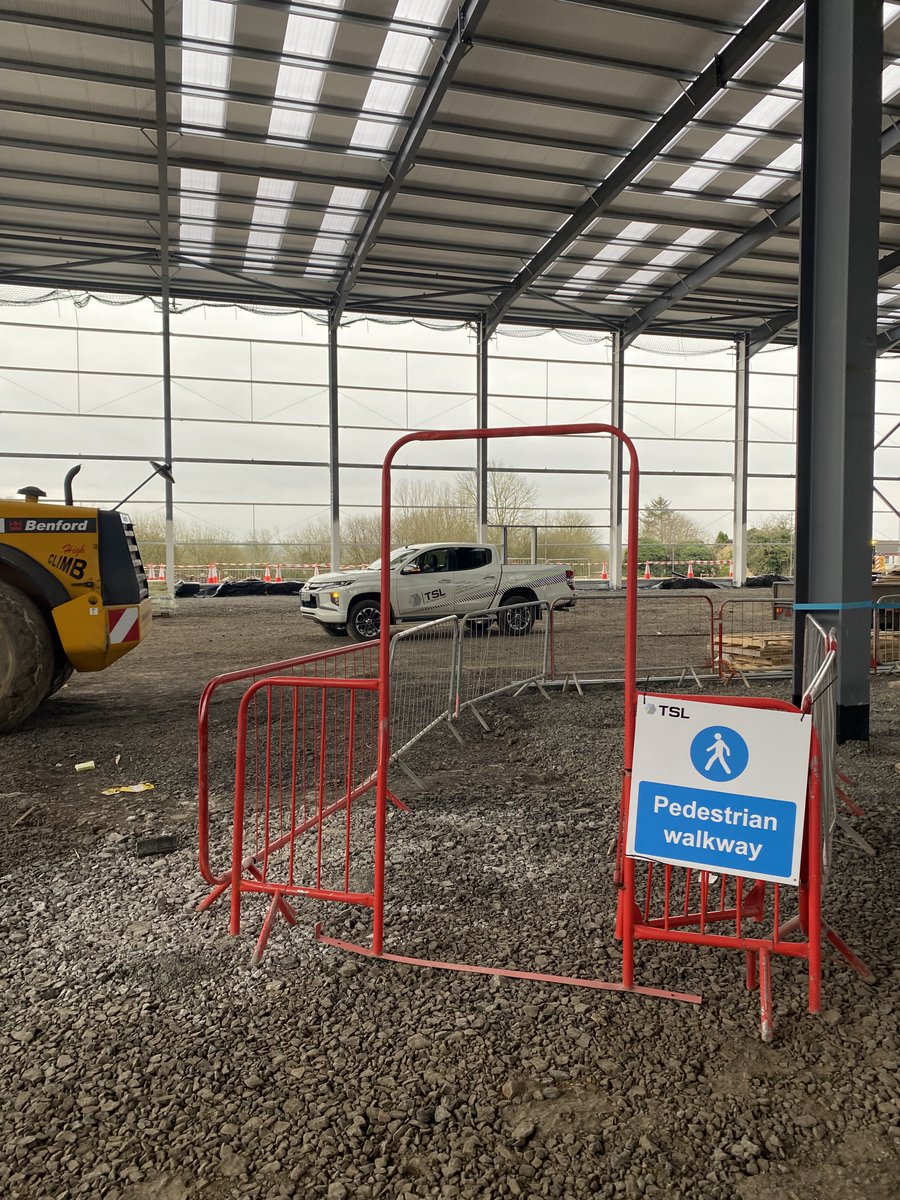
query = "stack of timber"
xmin=720 ymin=632 xmax=793 ymax=669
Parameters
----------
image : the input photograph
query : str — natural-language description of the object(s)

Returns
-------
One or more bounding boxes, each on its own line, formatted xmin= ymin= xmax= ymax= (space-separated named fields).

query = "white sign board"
xmin=625 ymin=697 xmax=812 ymax=885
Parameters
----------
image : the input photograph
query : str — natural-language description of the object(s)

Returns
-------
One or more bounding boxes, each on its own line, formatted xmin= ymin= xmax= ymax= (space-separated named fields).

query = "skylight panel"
xmin=243 ymin=1 xmax=343 ymax=267
xmin=183 ymin=0 xmax=234 ymax=42
xmin=178 ymin=169 xmax=220 ymax=261
xmin=245 ymin=178 xmax=298 ymax=269
xmin=268 ymin=2 xmax=343 ymax=142
xmin=178 ymin=1 xmax=235 ymax=262
xmin=180 ymin=0 xmax=235 ymax=135
xmin=182 ymin=94 xmax=228 ymax=130
xmin=306 ymin=0 xmax=453 ymax=278
xmin=310 ymin=186 xmax=371 ymax=268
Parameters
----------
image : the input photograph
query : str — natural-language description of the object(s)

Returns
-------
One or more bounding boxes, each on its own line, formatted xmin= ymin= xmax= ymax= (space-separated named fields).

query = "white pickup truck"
xmin=300 ymin=543 xmax=576 ymax=641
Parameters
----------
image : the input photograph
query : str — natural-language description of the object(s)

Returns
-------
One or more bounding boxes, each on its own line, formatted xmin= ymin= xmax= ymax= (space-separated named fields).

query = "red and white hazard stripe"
xmin=107 ymin=606 xmax=141 ymax=644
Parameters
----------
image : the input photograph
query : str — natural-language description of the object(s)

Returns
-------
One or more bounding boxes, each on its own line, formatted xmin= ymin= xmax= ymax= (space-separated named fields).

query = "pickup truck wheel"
xmin=498 ymin=592 xmax=537 ymax=636
xmin=320 ymin=623 xmax=348 ymax=638
xmin=347 ymin=599 xmax=381 ymax=642
xmin=0 ymin=579 xmax=55 ymax=732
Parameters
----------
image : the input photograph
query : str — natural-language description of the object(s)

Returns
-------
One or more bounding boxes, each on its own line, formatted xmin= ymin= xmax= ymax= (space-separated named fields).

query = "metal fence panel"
xmin=717 ymin=597 xmax=793 ymax=678
xmin=229 ymin=676 xmax=380 ymax=961
xmin=873 ymin=594 xmax=900 ymax=671
xmin=800 ymin=617 xmax=838 ymax=883
xmin=457 ymin=601 xmax=551 ymax=721
xmin=389 ymin=616 xmax=460 ymax=761
xmin=197 ymin=641 xmax=379 ymax=894
xmin=548 ymin=592 xmax=716 ymax=686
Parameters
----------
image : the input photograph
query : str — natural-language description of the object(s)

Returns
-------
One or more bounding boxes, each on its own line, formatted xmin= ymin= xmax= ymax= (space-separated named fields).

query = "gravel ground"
xmin=1 ymin=597 xmax=898 ymax=1200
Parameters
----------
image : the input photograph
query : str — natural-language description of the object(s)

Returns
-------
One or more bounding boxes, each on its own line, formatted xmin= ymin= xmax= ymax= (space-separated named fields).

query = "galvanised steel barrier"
xmin=456 ymin=600 xmax=552 ymax=726
xmin=389 ymin=615 xmax=462 ymax=765
xmin=716 ymin=597 xmax=793 ymax=680
xmin=801 ymin=617 xmax=839 ymax=882
xmin=547 ymin=592 xmax=717 ymax=689
xmin=872 ymin=594 xmax=900 ymax=670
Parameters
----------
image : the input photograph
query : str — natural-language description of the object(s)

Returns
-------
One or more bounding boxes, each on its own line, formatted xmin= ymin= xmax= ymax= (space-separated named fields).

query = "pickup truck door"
xmin=452 ymin=546 xmax=501 ymax=613
xmin=395 ymin=547 xmax=456 ymax=619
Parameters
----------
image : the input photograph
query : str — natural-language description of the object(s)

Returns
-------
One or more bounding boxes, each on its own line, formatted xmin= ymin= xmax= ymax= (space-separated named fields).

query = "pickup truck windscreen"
xmin=367 ymin=547 xmax=419 ymax=571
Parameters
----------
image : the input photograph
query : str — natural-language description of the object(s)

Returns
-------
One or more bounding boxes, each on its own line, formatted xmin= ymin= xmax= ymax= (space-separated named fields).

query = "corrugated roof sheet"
xmin=0 ymin=0 xmax=897 ymax=344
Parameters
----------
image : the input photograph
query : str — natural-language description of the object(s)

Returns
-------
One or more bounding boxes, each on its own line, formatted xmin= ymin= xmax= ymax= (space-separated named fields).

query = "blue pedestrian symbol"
xmin=689 ymin=726 xmax=749 ymax=783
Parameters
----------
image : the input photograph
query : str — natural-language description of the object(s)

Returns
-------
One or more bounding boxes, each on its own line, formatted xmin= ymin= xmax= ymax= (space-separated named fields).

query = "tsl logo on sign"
xmin=626 ymin=696 xmax=811 ymax=886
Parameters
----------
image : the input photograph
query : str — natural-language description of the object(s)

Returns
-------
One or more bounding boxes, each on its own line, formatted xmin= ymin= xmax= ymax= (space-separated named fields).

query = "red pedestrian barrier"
xmin=228 ymin=675 xmax=382 ymax=963
xmin=197 ymin=641 xmax=379 ymax=904
xmin=616 ymin=686 xmax=872 ymax=1039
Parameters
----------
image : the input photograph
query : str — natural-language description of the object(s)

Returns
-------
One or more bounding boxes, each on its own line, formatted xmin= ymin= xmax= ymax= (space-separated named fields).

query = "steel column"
xmin=608 ymin=332 xmax=625 ymax=588
xmin=476 ymin=317 xmax=489 ymax=542
xmin=793 ymin=0 xmax=882 ymax=741
xmin=151 ymin=0 xmax=174 ymax=596
xmin=733 ymin=335 xmax=750 ymax=585
xmin=328 ymin=321 xmax=341 ymax=571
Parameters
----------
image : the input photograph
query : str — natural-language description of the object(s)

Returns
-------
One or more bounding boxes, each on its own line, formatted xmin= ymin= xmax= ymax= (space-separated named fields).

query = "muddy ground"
xmin=0 ymin=595 xmax=897 ymax=1200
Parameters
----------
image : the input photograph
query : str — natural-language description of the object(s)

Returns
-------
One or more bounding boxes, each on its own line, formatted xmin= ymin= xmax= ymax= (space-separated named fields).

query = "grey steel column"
xmin=733 ymin=335 xmax=750 ymax=587
xmin=608 ymin=332 xmax=625 ymax=588
xmin=328 ymin=320 xmax=341 ymax=570
xmin=476 ymin=317 xmax=489 ymax=542
xmin=794 ymin=0 xmax=882 ymax=741
xmin=152 ymin=0 xmax=174 ymax=595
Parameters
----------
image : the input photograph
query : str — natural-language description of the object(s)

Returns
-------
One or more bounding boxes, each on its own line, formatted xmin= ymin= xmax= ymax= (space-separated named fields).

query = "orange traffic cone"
xmin=158 ymin=562 xmax=166 ymax=584
xmin=687 ymin=562 xmax=695 ymax=578
xmin=728 ymin=560 xmax=734 ymax=580
xmin=600 ymin=561 xmax=609 ymax=582
xmin=147 ymin=563 xmax=156 ymax=581
xmin=274 ymin=564 xmax=283 ymax=583
xmin=264 ymin=564 xmax=272 ymax=583
xmin=207 ymin=564 xmax=217 ymax=585
xmin=643 ymin=562 xmax=651 ymax=580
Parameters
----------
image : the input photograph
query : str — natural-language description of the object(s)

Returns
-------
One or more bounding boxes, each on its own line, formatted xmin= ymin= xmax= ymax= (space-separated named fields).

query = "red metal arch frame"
xmin=373 ymin=424 xmax=640 ymax=956
xmin=313 ymin=423 xmax=704 ymax=1002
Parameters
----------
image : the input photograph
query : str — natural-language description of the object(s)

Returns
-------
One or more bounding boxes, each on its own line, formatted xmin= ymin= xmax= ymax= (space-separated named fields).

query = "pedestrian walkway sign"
xmin=626 ymin=697 xmax=812 ymax=885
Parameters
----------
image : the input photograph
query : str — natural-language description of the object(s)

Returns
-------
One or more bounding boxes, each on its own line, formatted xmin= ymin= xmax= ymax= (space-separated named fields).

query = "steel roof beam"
xmin=0 ymin=8 xmax=793 ymax=91
xmin=0 ymin=51 xmax=807 ymax=146
xmin=0 ymin=209 xmax=813 ymax=278
xmin=749 ymin=242 xmax=900 ymax=354
xmin=330 ymin=0 xmax=492 ymax=324
xmin=0 ymin=166 xmax=810 ymax=241
xmin=482 ymin=0 xmax=800 ymax=336
xmin=0 ymin=95 xmax=806 ymax=184
xmin=623 ymin=119 xmax=900 ymax=346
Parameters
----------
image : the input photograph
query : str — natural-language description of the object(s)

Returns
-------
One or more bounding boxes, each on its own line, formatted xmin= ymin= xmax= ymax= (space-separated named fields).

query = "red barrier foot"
xmin=823 ymin=924 xmax=876 ymax=983
xmin=759 ymin=949 xmax=774 ymax=1042
xmin=315 ymin=929 xmax=702 ymax=1004
xmin=197 ymin=878 xmax=231 ymax=912
xmin=252 ymin=894 xmax=282 ymax=965
xmin=387 ymin=789 xmax=410 ymax=813
xmin=745 ymin=950 xmax=758 ymax=991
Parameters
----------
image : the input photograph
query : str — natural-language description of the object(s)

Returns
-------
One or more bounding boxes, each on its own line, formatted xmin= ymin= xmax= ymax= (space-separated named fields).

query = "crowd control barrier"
xmin=548 ymin=592 xmax=716 ymax=688
xmin=228 ymin=675 xmax=386 ymax=963
xmin=197 ymin=641 xmax=379 ymax=910
xmin=457 ymin=600 xmax=552 ymax=726
xmin=716 ymin=597 xmax=793 ymax=679
xmin=872 ymin=595 xmax=900 ymax=670
xmin=617 ymin=618 xmax=873 ymax=1040
xmin=388 ymin=616 xmax=461 ymax=765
